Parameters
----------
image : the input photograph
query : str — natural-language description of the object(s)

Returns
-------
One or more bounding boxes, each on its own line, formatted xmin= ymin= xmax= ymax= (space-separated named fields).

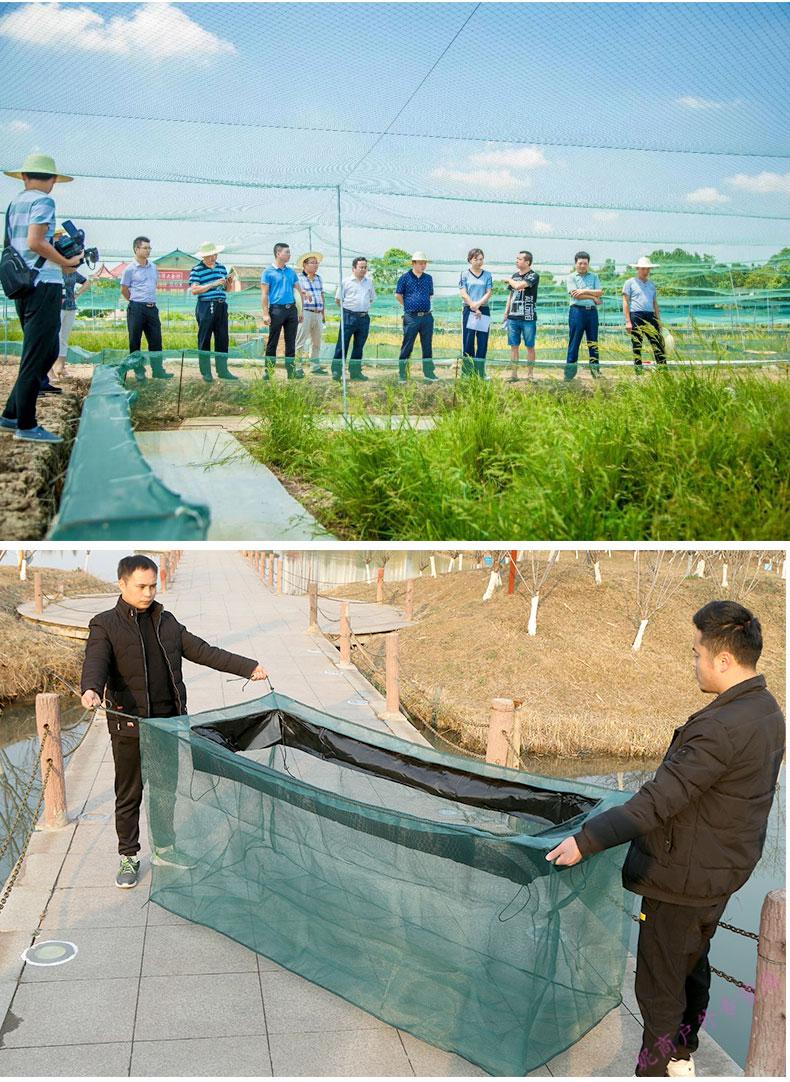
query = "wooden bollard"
xmin=307 ymin=582 xmax=319 ymax=634
xmin=268 ymin=554 xmax=275 ymax=588
xmin=376 ymin=567 xmax=385 ymax=604
xmin=34 ymin=571 xmax=43 ymax=614
xmin=507 ymin=550 xmax=517 ymax=595
xmin=159 ymin=565 xmax=167 ymax=592
xmin=259 ymin=553 xmax=266 ymax=580
xmin=375 ymin=630 xmax=401 ymax=721
xmin=35 ymin=693 xmax=69 ymax=830
xmin=485 ymin=698 xmax=518 ymax=768
xmin=745 ymin=888 xmax=786 ymax=1076
xmin=276 ymin=557 xmax=283 ymax=595
xmin=405 ymin=579 xmax=414 ymax=621
xmin=338 ymin=602 xmax=353 ymax=668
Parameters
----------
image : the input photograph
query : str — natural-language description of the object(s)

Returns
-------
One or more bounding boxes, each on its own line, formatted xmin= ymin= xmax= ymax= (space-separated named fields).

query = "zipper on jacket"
xmin=154 ymin=610 xmax=183 ymax=714
xmin=132 ymin=609 xmax=151 ymax=718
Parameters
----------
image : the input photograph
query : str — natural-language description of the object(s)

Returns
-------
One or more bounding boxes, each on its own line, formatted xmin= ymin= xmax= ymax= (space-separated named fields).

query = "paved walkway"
xmin=0 ymin=553 xmax=741 ymax=1077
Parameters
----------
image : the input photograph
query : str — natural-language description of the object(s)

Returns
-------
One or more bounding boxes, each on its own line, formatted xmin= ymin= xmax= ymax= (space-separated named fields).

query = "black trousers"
xmin=195 ymin=299 xmax=230 ymax=378
xmin=265 ymin=305 xmax=298 ymax=362
xmin=630 ymin=312 xmax=666 ymax=365
xmin=398 ymin=312 xmax=436 ymax=379
xmin=634 ymin=895 xmax=728 ymax=1076
xmin=3 ymin=283 xmax=61 ymax=430
xmin=127 ymin=302 xmax=167 ymax=375
xmin=109 ymin=716 xmax=178 ymax=857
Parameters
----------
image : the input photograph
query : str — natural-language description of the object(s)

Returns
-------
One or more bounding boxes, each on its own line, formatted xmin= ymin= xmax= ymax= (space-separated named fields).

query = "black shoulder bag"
xmin=0 ymin=203 xmax=46 ymax=299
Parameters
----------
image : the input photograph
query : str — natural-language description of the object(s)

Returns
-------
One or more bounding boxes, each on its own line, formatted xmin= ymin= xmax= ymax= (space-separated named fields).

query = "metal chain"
xmin=0 ymin=757 xmax=53 ymax=916
xmin=0 ymin=727 xmax=50 ymax=863
xmin=718 ymin=920 xmax=759 ymax=942
xmin=710 ymin=964 xmax=755 ymax=995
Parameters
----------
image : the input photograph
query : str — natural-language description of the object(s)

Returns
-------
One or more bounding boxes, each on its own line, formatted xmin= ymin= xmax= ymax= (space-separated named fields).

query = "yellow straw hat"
xmin=297 ymin=251 xmax=324 ymax=268
xmin=3 ymin=152 xmax=73 ymax=182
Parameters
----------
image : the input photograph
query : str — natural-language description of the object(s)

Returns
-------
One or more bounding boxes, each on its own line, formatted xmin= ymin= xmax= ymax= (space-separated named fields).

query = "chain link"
xmin=718 ymin=920 xmax=759 ymax=942
xmin=0 ymin=727 xmax=50 ymax=864
xmin=0 ymin=757 xmax=53 ymax=916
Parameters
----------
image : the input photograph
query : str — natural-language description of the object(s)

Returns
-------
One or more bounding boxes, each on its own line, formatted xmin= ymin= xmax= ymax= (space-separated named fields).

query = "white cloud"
xmin=686 ymin=186 xmax=730 ymax=205
xmin=6 ymin=119 xmax=31 ymax=133
xmin=532 ymin=220 xmax=554 ymax=235
xmin=0 ymin=3 xmax=236 ymax=61
xmin=676 ymin=96 xmax=725 ymax=110
xmin=468 ymin=145 xmax=549 ymax=170
xmin=430 ymin=167 xmax=525 ymax=190
xmin=726 ymin=171 xmax=790 ymax=195
xmin=592 ymin=211 xmax=619 ymax=223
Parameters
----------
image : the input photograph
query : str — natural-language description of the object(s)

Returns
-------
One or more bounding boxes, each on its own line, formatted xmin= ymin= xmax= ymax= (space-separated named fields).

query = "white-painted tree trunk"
xmin=721 ymin=563 xmax=728 ymax=588
xmin=593 ymin=560 xmax=602 ymax=586
xmin=632 ymin=618 xmax=649 ymax=651
xmin=782 ymin=560 xmax=786 ymax=580
xmin=430 ymin=556 xmax=437 ymax=578
xmin=365 ymin=565 xmax=372 ymax=584
xmin=84 ymin=552 xmax=90 ymax=573
xmin=447 ymin=557 xmax=455 ymax=573
xmin=458 ymin=554 xmax=463 ymax=572
xmin=20 ymin=558 xmax=27 ymax=581
xmin=695 ymin=558 xmax=705 ymax=578
xmin=482 ymin=571 xmax=500 ymax=602
xmin=527 ymin=594 xmax=540 ymax=636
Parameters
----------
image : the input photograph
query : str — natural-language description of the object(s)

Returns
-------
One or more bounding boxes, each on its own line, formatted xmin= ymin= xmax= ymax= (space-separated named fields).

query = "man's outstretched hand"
xmin=545 ymin=836 xmax=583 ymax=866
xmin=81 ymin=689 xmax=102 ymax=709
xmin=249 ymin=665 xmax=269 ymax=681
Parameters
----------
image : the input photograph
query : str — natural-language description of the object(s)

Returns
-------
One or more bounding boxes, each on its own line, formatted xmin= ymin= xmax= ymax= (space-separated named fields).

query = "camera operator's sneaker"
xmin=151 ymin=845 xmax=196 ymax=869
xmin=667 ymin=1057 xmax=695 ymax=1077
xmin=0 ymin=417 xmax=17 ymax=433
xmin=115 ymin=856 xmax=140 ymax=889
xmin=14 ymin=425 xmax=63 ymax=444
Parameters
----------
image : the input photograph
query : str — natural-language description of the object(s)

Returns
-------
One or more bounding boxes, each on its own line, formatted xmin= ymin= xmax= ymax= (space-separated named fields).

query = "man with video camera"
xmin=1 ymin=153 xmax=83 ymax=443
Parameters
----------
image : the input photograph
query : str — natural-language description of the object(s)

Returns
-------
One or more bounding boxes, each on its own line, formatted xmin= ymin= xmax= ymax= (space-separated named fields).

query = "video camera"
xmin=54 ymin=220 xmax=99 ymax=270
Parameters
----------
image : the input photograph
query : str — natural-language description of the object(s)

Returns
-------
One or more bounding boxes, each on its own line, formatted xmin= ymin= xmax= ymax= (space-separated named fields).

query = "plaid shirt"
xmin=298 ymin=271 xmax=324 ymax=311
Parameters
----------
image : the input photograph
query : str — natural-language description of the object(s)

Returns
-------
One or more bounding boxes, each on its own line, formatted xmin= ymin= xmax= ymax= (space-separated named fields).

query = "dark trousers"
xmin=332 ymin=310 xmax=370 ymax=378
xmin=195 ymin=299 xmax=230 ymax=378
xmin=398 ymin=311 xmax=435 ymax=379
xmin=461 ymin=305 xmax=490 ymax=375
xmin=634 ymin=896 xmax=728 ymax=1076
xmin=3 ymin=283 xmax=61 ymax=430
xmin=127 ymin=303 xmax=167 ymax=375
xmin=565 ymin=305 xmax=600 ymax=380
xmin=265 ymin=305 xmax=299 ymax=366
xmin=109 ymin=717 xmax=178 ymax=857
xmin=630 ymin=312 xmax=666 ymax=366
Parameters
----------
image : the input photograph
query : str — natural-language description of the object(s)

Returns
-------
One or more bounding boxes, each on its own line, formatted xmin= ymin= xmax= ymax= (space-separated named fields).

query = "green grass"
xmin=243 ymin=370 xmax=789 ymax=540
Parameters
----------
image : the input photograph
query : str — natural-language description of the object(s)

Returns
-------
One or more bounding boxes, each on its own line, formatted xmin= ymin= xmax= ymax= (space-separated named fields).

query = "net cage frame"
xmin=142 ymin=690 xmax=635 ymax=1074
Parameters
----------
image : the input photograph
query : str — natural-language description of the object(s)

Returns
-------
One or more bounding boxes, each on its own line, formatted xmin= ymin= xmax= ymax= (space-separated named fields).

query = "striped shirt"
xmin=297 ymin=271 xmax=324 ymax=311
xmin=6 ymin=189 xmax=62 ymax=286
xmin=189 ymin=260 xmax=228 ymax=302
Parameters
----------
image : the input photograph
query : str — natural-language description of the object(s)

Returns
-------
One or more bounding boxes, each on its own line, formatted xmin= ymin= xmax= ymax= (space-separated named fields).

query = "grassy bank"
xmin=245 ymin=370 xmax=789 ymax=540
xmin=0 ymin=567 xmax=111 ymax=703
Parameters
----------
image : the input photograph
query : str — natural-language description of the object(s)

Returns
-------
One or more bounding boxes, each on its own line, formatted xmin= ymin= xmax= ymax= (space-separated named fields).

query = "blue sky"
xmin=0 ymin=1 xmax=788 ymax=287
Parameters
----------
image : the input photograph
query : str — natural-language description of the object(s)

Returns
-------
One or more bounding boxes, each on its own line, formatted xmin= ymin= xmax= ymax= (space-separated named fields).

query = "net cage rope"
xmin=142 ymin=690 xmax=635 ymax=1075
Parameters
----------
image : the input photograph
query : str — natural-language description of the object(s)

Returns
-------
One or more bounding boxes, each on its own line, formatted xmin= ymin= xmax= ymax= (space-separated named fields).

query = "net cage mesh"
xmin=0 ymin=1 xmax=789 ymax=348
xmin=142 ymin=692 xmax=634 ymax=1075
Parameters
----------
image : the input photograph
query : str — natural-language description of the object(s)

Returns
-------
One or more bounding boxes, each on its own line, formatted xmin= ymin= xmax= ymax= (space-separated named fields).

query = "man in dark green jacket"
xmin=547 ymin=601 xmax=784 ymax=1078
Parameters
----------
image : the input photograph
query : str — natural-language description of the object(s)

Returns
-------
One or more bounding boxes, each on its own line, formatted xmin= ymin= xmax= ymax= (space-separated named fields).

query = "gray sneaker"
xmin=151 ymin=845 xmax=196 ymax=869
xmin=115 ymin=856 xmax=140 ymax=889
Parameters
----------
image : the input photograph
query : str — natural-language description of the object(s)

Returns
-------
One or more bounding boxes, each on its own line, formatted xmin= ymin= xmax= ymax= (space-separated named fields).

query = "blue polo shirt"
xmin=566 ymin=271 xmax=601 ymax=309
xmin=623 ymin=276 xmax=658 ymax=314
xmin=120 ymin=260 xmax=158 ymax=303
xmin=262 ymin=264 xmax=299 ymax=305
xmin=189 ymin=260 xmax=228 ymax=302
xmin=395 ymin=269 xmax=433 ymax=313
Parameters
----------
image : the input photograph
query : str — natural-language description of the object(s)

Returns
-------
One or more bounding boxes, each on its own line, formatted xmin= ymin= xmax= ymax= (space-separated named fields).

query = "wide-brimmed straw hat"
xmin=195 ymin=242 xmax=225 ymax=259
xmin=411 ymin=251 xmax=429 ymax=262
xmin=631 ymin=256 xmax=659 ymax=269
xmin=297 ymin=251 xmax=323 ymax=267
xmin=3 ymin=152 xmax=73 ymax=182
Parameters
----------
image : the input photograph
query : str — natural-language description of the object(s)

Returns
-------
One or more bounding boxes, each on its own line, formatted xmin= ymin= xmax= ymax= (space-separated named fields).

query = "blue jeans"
xmin=399 ymin=312 xmax=435 ymax=379
xmin=462 ymin=305 xmax=490 ymax=360
xmin=565 ymin=305 xmax=600 ymax=380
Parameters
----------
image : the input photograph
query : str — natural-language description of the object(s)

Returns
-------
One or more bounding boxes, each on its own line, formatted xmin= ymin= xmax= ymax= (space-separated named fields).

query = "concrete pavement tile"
xmin=0 ymin=933 xmax=33 ymax=982
xmin=397 ymin=1031 xmax=488 ymax=1076
xmin=144 ymin=901 xmax=190 ymax=927
xmin=269 ymin=1028 xmax=411 ymax=1076
xmin=20 ymin=926 xmax=144 ymax=983
xmin=142 ymin=924 xmax=258 ymax=976
xmin=696 ymin=1030 xmax=743 ymax=1077
xmin=260 ymin=969 xmax=387 ymax=1034
xmin=25 ymin=826 xmax=75 ymax=855
xmin=131 ymin=1035 xmax=272 ymax=1077
xmin=0 ymin=982 xmax=18 ymax=1031
xmin=13 ymin=853 xmax=65 ymax=888
xmin=257 ymin=953 xmax=285 ymax=974
xmin=57 ymin=848 xmax=130 ymax=889
xmin=0 ymin=1041 xmax=131 ymax=1075
xmin=0 ymin=888 xmax=50 ymax=933
xmin=68 ymin=822 xmax=119 ymax=855
xmin=134 ymin=972 xmax=265 ymax=1041
xmin=545 ymin=1004 xmax=643 ymax=1076
xmin=0 ymin=977 xmax=138 ymax=1047
xmin=40 ymin=887 xmax=150 ymax=930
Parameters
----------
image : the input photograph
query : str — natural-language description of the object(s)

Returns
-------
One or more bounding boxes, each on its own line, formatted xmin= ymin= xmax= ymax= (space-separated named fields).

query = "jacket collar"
xmin=114 ymin=595 xmax=163 ymax=622
xmin=687 ymin=674 xmax=766 ymax=724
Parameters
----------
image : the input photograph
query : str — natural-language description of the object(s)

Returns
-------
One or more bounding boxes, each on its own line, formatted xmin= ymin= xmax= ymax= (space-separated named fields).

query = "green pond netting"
xmin=142 ymin=692 xmax=634 ymax=1075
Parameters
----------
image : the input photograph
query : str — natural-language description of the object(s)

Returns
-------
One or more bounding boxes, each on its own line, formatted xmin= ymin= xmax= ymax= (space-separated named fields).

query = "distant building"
xmin=224 ymin=264 xmax=264 ymax=292
xmin=153 ymin=248 xmax=199 ymax=291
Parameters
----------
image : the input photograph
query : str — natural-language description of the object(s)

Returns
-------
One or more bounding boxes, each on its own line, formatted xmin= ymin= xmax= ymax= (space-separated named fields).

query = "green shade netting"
xmin=142 ymin=691 xmax=634 ymax=1074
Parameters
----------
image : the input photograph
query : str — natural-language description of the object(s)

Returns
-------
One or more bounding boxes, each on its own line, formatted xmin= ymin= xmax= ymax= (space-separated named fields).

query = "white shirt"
xmin=336 ymin=274 xmax=376 ymax=312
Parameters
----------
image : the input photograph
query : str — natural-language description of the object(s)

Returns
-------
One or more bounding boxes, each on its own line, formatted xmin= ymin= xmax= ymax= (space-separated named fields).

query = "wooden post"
xmin=405 ymin=579 xmax=414 ymax=621
xmin=36 ymin=693 xmax=69 ymax=830
xmin=259 ymin=553 xmax=266 ymax=581
xmin=486 ymin=697 xmax=517 ymax=767
xmin=384 ymin=631 xmax=400 ymax=716
xmin=159 ymin=564 xmax=167 ymax=592
xmin=338 ymin=602 xmax=353 ymax=668
xmin=507 ymin=551 xmax=517 ymax=595
xmin=34 ymin=571 xmax=43 ymax=614
xmin=745 ymin=888 xmax=786 ymax=1076
xmin=376 ymin=567 xmax=385 ymax=604
xmin=268 ymin=554 xmax=275 ymax=588
xmin=307 ymin=582 xmax=319 ymax=634
xmin=276 ymin=556 xmax=283 ymax=594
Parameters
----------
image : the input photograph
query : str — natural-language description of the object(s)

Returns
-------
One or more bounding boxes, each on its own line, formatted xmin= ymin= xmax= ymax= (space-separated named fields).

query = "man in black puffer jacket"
xmin=81 ymin=554 xmax=268 ymax=889
xmin=546 ymin=600 xmax=784 ymax=1078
